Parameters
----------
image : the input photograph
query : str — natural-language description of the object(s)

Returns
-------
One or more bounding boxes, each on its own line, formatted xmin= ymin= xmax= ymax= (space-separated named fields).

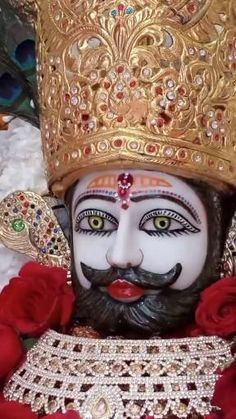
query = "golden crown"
xmin=15 ymin=0 xmax=236 ymax=196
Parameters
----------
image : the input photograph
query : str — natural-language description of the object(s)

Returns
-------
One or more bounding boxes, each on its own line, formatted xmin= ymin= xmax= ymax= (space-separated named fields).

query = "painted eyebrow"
xmin=73 ymin=193 xmax=116 ymax=214
xmin=131 ymin=193 xmax=200 ymax=224
xmin=73 ymin=191 xmax=200 ymax=224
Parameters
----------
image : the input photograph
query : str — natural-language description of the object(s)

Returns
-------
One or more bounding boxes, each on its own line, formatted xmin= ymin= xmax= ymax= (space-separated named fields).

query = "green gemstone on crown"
xmin=12 ymin=219 xmax=25 ymax=232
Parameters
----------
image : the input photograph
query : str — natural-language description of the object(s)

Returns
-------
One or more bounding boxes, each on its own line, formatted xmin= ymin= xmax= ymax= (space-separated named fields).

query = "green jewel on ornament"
xmin=12 ymin=219 xmax=26 ymax=232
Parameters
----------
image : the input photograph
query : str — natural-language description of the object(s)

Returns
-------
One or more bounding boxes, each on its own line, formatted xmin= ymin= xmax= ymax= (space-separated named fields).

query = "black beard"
xmin=73 ymin=262 xmax=202 ymax=336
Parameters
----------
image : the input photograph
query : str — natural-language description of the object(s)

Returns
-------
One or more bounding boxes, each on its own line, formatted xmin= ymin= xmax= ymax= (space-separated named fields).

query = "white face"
xmin=72 ymin=170 xmax=208 ymax=303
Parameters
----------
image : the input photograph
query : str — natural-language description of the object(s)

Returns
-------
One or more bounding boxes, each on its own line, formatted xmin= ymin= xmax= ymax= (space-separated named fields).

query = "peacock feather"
xmin=0 ymin=0 xmax=39 ymax=127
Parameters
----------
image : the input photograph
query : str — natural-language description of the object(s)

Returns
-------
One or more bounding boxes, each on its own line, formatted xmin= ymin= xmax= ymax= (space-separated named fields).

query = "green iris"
xmin=153 ymin=216 xmax=170 ymax=231
xmin=88 ymin=215 xmax=104 ymax=230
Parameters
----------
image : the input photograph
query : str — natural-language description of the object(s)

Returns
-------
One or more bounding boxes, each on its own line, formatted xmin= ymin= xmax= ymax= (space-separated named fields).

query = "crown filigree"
xmin=18 ymin=0 xmax=236 ymax=195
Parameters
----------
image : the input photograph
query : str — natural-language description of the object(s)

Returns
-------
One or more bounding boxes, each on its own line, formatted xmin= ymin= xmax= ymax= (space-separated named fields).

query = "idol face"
xmin=70 ymin=170 xmax=221 ymax=335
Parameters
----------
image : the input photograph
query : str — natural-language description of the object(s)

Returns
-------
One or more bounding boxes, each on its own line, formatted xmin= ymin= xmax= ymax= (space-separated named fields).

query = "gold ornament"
xmin=4 ymin=329 xmax=234 ymax=417
xmin=18 ymin=0 xmax=236 ymax=196
xmin=221 ymin=210 xmax=236 ymax=277
xmin=9 ymin=1 xmax=236 ymax=196
xmin=0 ymin=191 xmax=71 ymax=269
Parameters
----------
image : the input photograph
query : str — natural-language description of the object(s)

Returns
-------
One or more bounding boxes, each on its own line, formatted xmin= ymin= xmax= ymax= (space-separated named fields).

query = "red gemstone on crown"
xmin=114 ymin=139 xmax=123 ymax=147
xmin=64 ymin=93 xmax=70 ymax=102
xmin=157 ymin=117 xmax=165 ymax=127
xmin=130 ymin=80 xmax=136 ymax=88
xmin=100 ymin=104 xmax=108 ymax=112
xmin=117 ymin=65 xmax=124 ymax=73
xmin=179 ymin=150 xmax=187 ymax=159
xmin=187 ymin=2 xmax=197 ymax=13
xmin=216 ymin=112 xmax=223 ymax=121
xmin=178 ymin=86 xmax=186 ymax=96
xmin=84 ymin=146 xmax=91 ymax=155
xmin=169 ymin=104 xmax=176 ymax=112
xmin=104 ymin=82 xmax=111 ymax=89
xmin=117 ymin=92 xmax=124 ymax=99
xmin=160 ymin=112 xmax=171 ymax=125
xmin=117 ymin=116 xmax=124 ymax=122
xmin=82 ymin=114 xmax=89 ymax=121
xmin=155 ymin=86 xmax=163 ymax=95
xmin=147 ymin=144 xmax=156 ymax=153
xmin=118 ymin=4 xmax=125 ymax=11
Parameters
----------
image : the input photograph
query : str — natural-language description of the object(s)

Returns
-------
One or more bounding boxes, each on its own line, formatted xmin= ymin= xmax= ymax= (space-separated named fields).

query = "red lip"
xmin=107 ymin=279 xmax=144 ymax=300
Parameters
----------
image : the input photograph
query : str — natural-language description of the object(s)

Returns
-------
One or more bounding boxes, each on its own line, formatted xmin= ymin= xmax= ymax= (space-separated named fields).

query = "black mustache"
xmin=80 ymin=262 xmax=182 ymax=290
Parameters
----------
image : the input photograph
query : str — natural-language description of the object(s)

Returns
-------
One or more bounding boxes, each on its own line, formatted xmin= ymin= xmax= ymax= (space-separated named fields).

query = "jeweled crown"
xmin=21 ymin=0 xmax=236 ymax=195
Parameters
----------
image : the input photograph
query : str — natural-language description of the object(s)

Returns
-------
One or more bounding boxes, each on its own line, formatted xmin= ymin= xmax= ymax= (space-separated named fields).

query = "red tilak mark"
xmin=117 ymin=173 xmax=134 ymax=210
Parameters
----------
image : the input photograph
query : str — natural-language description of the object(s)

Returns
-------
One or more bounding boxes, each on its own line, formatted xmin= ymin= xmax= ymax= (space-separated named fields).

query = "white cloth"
xmin=0 ymin=118 xmax=48 ymax=289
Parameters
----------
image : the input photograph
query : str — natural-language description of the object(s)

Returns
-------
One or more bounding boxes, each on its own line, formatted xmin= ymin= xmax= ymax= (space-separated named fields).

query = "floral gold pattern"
xmin=10 ymin=0 xmax=236 ymax=196
xmin=17 ymin=0 xmax=235 ymax=196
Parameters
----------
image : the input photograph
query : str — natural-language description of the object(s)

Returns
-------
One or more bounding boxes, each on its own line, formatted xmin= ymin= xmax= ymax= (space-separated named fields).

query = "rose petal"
xmin=0 ymin=324 xmax=24 ymax=379
xmin=212 ymin=361 xmax=236 ymax=414
xmin=0 ymin=262 xmax=74 ymax=337
xmin=0 ymin=399 xmax=38 ymax=419
xmin=195 ymin=277 xmax=236 ymax=338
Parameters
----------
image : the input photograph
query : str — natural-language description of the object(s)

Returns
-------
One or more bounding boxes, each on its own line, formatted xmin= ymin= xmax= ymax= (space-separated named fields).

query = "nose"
xmin=106 ymin=212 xmax=143 ymax=269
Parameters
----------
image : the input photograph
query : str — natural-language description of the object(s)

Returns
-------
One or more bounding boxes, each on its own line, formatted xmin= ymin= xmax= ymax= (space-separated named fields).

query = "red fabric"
xmin=0 ymin=324 xmax=24 ymax=379
xmin=212 ymin=361 xmax=236 ymax=416
xmin=0 ymin=262 xmax=75 ymax=337
xmin=195 ymin=277 xmax=236 ymax=337
xmin=224 ymin=411 xmax=236 ymax=419
xmin=0 ymin=396 xmax=81 ymax=418
xmin=42 ymin=412 xmax=81 ymax=418
xmin=0 ymin=399 xmax=38 ymax=419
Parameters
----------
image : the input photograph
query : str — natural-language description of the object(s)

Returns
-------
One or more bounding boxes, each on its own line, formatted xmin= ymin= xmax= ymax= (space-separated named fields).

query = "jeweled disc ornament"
xmin=0 ymin=191 xmax=71 ymax=269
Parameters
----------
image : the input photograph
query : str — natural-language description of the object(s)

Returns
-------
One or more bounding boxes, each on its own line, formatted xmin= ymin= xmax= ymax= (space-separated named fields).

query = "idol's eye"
xmin=75 ymin=209 xmax=118 ymax=236
xmin=153 ymin=216 xmax=170 ymax=231
xmin=88 ymin=215 xmax=104 ymax=230
xmin=139 ymin=209 xmax=200 ymax=237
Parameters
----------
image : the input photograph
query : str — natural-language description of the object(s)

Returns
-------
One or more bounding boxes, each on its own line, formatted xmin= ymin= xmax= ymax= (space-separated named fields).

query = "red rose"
xmin=212 ymin=361 xmax=236 ymax=415
xmin=0 ymin=324 xmax=24 ymax=379
xmin=0 ymin=262 xmax=75 ymax=337
xmin=0 ymin=399 xmax=38 ymax=419
xmin=43 ymin=411 xmax=81 ymax=418
xmin=195 ymin=277 xmax=236 ymax=337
